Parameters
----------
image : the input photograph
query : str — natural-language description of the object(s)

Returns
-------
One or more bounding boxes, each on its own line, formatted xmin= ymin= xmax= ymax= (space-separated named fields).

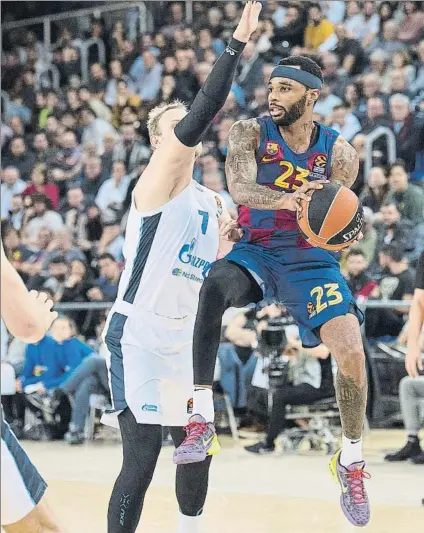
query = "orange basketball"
xmin=296 ymin=183 xmax=364 ymax=251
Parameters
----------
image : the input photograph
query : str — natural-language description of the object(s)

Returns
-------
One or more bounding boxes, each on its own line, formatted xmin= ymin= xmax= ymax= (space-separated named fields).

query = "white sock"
xmin=340 ymin=434 xmax=363 ymax=466
xmin=193 ymin=388 xmax=214 ymax=422
xmin=177 ymin=513 xmax=202 ymax=533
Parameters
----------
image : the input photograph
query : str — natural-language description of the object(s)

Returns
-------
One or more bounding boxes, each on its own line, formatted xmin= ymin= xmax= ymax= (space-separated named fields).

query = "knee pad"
xmin=204 ymin=259 xmax=249 ymax=293
xmin=200 ymin=260 xmax=233 ymax=299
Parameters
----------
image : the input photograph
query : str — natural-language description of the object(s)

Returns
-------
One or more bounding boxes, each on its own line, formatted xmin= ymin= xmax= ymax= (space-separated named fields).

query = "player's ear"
xmin=307 ymin=89 xmax=320 ymax=106
xmin=150 ymin=134 xmax=160 ymax=150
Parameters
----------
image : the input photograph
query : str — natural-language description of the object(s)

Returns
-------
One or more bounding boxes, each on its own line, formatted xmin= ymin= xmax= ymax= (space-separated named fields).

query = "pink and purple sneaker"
xmin=173 ymin=415 xmax=221 ymax=465
xmin=329 ymin=449 xmax=371 ymax=527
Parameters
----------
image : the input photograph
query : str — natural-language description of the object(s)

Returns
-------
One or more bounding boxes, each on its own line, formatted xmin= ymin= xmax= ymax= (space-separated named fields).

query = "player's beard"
xmin=272 ymin=93 xmax=308 ymax=127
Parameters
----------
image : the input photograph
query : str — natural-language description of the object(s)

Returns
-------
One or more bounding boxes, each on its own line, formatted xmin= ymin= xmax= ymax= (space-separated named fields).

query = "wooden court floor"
xmin=23 ymin=430 xmax=423 ymax=533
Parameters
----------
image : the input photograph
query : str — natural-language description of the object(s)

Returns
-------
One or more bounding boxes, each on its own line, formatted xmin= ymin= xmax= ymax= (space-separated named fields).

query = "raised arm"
xmin=1 ymin=241 xmax=58 ymax=343
xmin=226 ymin=120 xmax=326 ymax=210
xmin=330 ymin=136 xmax=359 ymax=189
xmin=135 ymin=2 xmax=262 ymax=212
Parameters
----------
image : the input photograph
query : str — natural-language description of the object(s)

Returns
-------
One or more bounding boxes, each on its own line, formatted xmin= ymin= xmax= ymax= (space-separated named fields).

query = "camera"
xmin=257 ymin=316 xmax=292 ymax=390
xmin=260 ymin=317 xmax=289 ymax=352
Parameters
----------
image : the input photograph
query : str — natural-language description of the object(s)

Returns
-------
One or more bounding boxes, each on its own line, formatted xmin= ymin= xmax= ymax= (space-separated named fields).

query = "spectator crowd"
xmin=1 ymin=1 xmax=423 ymax=446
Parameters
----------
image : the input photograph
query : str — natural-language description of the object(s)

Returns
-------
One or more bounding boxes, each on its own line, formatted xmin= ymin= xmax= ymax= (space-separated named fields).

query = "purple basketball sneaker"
xmin=173 ymin=415 xmax=220 ymax=465
xmin=329 ymin=449 xmax=371 ymax=527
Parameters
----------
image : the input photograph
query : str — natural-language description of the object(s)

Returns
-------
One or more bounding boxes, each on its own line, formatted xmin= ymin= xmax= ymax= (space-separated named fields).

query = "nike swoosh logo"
xmin=338 ymin=472 xmax=349 ymax=494
xmin=203 ymin=436 xmax=214 ymax=447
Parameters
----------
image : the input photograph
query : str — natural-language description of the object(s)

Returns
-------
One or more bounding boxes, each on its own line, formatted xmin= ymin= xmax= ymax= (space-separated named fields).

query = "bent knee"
xmin=335 ymin=346 xmax=366 ymax=373
xmin=200 ymin=260 xmax=240 ymax=301
xmin=399 ymin=376 xmax=417 ymax=394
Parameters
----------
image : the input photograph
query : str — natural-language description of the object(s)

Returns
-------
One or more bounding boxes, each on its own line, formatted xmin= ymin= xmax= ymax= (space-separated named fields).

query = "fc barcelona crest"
xmin=262 ymin=140 xmax=283 ymax=163
xmin=266 ymin=142 xmax=279 ymax=156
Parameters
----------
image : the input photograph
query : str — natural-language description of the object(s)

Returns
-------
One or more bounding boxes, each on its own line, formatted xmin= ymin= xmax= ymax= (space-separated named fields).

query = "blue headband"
xmin=269 ymin=66 xmax=323 ymax=90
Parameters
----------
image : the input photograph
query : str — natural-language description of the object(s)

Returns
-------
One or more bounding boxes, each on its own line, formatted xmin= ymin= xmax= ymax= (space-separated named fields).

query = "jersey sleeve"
xmin=415 ymin=252 xmax=424 ymax=290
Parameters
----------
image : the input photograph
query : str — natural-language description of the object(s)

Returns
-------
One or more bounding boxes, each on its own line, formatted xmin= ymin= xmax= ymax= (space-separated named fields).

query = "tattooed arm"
xmin=226 ymin=119 xmax=288 ymax=210
xmin=226 ymin=119 xmax=326 ymax=211
xmin=330 ymin=136 xmax=359 ymax=189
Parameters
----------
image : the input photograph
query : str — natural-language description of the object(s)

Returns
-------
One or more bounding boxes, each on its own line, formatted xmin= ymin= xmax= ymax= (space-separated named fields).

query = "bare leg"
xmin=322 ymin=314 xmax=370 ymax=528
xmin=320 ymin=314 xmax=367 ymax=442
xmin=3 ymin=499 xmax=64 ymax=533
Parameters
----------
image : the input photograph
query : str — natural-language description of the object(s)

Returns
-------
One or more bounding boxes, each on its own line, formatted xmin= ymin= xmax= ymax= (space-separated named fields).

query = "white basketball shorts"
xmin=102 ymin=308 xmax=195 ymax=428
xmin=1 ymin=416 xmax=47 ymax=525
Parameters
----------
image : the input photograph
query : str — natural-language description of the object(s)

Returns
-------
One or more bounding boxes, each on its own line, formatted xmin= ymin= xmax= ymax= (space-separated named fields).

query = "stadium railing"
xmin=53 ymin=300 xmax=412 ymax=312
xmin=76 ymin=38 xmax=106 ymax=84
xmin=364 ymin=126 xmax=397 ymax=180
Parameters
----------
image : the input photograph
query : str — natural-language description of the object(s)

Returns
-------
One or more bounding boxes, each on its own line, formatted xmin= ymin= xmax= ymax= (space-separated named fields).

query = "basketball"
xmin=297 ymin=183 xmax=364 ymax=251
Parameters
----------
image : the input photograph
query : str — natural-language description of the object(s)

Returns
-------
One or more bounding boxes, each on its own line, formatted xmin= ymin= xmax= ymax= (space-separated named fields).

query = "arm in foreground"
xmin=226 ymin=120 xmax=328 ymax=211
xmin=1 ymin=242 xmax=58 ymax=343
xmin=226 ymin=120 xmax=287 ymax=210
xmin=330 ymin=136 xmax=359 ymax=189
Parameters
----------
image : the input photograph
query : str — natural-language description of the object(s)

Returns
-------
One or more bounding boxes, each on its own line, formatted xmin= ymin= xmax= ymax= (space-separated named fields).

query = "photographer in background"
xmin=245 ymin=308 xmax=335 ymax=455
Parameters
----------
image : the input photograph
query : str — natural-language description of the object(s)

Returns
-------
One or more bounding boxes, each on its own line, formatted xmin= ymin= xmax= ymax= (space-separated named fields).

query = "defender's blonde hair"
xmin=147 ymin=100 xmax=188 ymax=138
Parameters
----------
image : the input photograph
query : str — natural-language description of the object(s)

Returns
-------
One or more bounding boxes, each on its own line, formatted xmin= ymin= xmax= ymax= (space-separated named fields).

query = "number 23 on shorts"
xmin=310 ymin=283 xmax=343 ymax=315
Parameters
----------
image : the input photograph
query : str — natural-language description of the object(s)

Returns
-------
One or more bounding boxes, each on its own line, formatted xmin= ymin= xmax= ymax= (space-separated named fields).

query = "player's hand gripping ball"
xmin=297 ymin=183 xmax=364 ymax=251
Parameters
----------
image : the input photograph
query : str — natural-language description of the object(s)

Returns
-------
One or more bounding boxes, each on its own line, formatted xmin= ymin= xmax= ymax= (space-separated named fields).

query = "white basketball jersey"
xmin=114 ymin=181 xmax=222 ymax=320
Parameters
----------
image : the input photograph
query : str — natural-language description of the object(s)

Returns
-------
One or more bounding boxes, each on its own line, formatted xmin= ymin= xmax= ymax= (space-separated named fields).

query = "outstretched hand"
xmin=233 ymin=1 xmax=263 ymax=43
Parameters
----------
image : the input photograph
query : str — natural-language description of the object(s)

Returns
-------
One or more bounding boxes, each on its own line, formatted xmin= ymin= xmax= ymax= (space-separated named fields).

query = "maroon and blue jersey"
xmin=226 ymin=116 xmax=363 ymax=348
xmin=237 ymin=116 xmax=339 ymax=250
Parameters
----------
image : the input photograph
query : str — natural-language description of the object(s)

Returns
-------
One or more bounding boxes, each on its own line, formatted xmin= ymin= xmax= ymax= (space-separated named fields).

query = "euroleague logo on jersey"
xmin=307 ymin=152 xmax=328 ymax=176
xmin=308 ymin=152 xmax=328 ymax=179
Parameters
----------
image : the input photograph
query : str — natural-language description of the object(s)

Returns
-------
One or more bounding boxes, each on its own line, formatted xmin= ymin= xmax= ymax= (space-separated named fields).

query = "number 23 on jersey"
xmin=274 ymin=161 xmax=310 ymax=191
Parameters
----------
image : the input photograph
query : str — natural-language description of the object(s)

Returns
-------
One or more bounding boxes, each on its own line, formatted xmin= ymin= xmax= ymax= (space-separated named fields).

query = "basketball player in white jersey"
xmin=102 ymin=4 xmax=262 ymax=533
xmin=1 ymin=241 xmax=63 ymax=533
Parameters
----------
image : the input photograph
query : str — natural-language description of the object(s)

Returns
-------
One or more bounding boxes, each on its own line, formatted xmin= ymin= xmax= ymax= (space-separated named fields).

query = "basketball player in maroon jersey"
xmin=175 ymin=55 xmax=371 ymax=528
